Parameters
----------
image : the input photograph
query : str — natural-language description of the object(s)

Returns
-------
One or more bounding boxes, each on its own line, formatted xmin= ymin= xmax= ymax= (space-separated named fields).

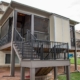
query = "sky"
xmin=1 ymin=0 xmax=80 ymax=30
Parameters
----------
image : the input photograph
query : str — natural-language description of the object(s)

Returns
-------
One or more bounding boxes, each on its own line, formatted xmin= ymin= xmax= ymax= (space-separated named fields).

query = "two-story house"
xmin=0 ymin=1 xmax=79 ymax=80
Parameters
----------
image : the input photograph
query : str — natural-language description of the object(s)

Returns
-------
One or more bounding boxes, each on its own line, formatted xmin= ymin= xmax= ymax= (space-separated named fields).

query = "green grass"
xmin=58 ymin=72 xmax=80 ymax=80
xmin=70 ymin=57 xmax=80 ymax=65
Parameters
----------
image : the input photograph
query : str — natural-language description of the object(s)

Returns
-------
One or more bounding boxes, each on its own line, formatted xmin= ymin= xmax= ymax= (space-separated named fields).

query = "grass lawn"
xmin=58 ymin=72 xmax=80 ymax=80
xmin=70 ymin=57 xmax=80 ymax=65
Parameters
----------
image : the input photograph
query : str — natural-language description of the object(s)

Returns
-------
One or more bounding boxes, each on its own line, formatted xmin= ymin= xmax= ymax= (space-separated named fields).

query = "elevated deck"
xmin=21 ymin=59 xmax=70 ymax=68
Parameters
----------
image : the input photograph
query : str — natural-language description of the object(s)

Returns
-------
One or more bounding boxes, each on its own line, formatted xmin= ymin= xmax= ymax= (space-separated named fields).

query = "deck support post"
xmin=30 ymin=68 xmax=35 ymax=80
xmin=21 ymin=67 xmax=25 ymax=80
xmin=54 ymin=67 xmax=58 ymax=80
xmin=10 ymin=10 xmax=17 ymax=76
xmin=10 ymin=48 xmax=15 ymax=76
xmin=74 ymin=50 xmax=77 ymax=71
xmin=74 ymin=26 xmax=77 ymax=71
xmin=66 ymin=66 xmax=70 ymax=80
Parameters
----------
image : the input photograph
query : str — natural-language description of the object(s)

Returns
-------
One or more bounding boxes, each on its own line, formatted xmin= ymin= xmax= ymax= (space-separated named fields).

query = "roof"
xmin=10 ymin=1 xmax=52 ymax=16
xmin=0 ymin=1 xmax=9 ymax=6
xmin=70 ymin=19 xmax=79 ymax=25
xmin=0 ymin=1 xmax=79 ymax=26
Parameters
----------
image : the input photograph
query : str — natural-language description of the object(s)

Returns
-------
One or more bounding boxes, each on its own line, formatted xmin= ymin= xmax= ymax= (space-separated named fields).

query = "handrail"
xmin=14 ymin=28 xmax=25 ymax=41
xmin=0 ymin=32 xmax=8 ymax=41
xmin=35 ymin=39 xmax=67 ymax=44
xmin=26 ymin=29 xmax=67 ymax=44
xmin=26 ymin=29 xmax=37 ymax=41
xmin=0 ymin=31 xmax=10 ymax=46
xmin=14 ymin=28 xmax=25 ymax=59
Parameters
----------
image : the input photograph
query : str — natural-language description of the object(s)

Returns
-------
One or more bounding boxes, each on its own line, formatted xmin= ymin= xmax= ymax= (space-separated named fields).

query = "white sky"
xmin=1 ymin=0 xmax=80 ymax=30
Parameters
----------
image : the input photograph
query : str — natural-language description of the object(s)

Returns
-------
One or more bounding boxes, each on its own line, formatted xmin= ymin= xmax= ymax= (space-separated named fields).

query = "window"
xmin=5 ymin=54 xmax=19 ymax=64
xmin=5 ymin=54 xmax=10 ymax=64
xmin=70 ymin=25 xmax=75 ymax=47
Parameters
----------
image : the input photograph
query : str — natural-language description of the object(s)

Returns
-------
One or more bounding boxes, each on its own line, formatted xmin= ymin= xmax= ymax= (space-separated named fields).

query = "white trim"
xmin=15 ymin=8 xmax=49 ymax=18
xmin=53 ymin=13 xmax=69 ymax=20
xmin=31 ymin=14 xmax=34 ymax=35
xmin=53 ymin=16 xmax=56 ymax=41
xmin=15 ymin=8 xmax=31 ymax=15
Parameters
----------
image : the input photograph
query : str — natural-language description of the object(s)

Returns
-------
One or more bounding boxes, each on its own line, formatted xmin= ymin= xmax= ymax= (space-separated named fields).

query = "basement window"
xmin=5 ymin=54 xmax=19 ymax=64
xmin=5 ymin=54 xmax=10 ymax=64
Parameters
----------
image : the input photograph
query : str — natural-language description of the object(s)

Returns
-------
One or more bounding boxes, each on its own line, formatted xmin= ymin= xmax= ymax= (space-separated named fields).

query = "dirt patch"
xmin=0 ymin=67 xmax=29 ymax=80
xmin=0 ymin=64 xmax=79 ymax=80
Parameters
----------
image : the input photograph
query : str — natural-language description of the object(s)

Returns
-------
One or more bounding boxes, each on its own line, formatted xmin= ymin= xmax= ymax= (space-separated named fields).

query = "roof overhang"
xmin=0 ymin=1 xmax=9 ymax=6
xmin=10 ymin=1 xmax=51 ymax=17
xmin=0 ymin=1 xmax=79 ymax=26
xmin=70 ymin=19 xmax=79 ymax=25
xmin=0 ymin=1 xmax=52 ymax=26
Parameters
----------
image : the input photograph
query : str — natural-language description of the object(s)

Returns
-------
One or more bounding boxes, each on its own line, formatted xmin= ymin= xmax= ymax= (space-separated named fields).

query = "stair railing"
xmin=0 ymin=32 xmax=11 ymax=46
xmin=26 ymin=29 xmax=36 ymax=42
xmin=14 ymin=28 xmax=25 ymax=41
xmin=26 ymin=30 xmax=69 ymax=60
xmin=26 ymin=29 xmax=37 ymax=59
xmin=14 ymin=28 xmax=25 ymax=59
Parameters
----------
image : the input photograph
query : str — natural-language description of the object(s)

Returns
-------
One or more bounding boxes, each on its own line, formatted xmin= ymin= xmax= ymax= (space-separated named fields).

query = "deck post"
xmin=10 ymin=10 xmax=17 ymax=76
xmin=66 ymin=66 xmax=70 ymax=80
xmin=21 ymin=67 xmax=25 ymax=80
xmin=30 ymin=68 xmax=35 ymax=80
xmin=10 ymin=48 xmax=15 ymax=76
xmin=74 ymin=26 xmax=77 ymax=71
xmin=74 ymin=49 xmax=77 ymax=71
xmin=54 ymin=67 xmax=58 ymax=80
xmin=64 ymin=50 xmax=66 ymax=73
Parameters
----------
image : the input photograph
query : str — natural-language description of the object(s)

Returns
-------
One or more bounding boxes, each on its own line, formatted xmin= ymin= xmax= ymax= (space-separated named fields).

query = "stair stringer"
xmin=13 ymin=44 xmax=22 ymax=61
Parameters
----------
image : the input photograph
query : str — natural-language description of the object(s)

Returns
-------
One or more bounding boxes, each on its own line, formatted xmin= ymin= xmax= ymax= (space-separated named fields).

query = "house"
xmin=0 ymin=1 xmax=79 ymax=80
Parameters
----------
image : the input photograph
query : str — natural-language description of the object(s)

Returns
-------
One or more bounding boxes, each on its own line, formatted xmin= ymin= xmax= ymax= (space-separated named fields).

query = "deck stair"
xmin=13 ymin=41 xmax=40 ymax=60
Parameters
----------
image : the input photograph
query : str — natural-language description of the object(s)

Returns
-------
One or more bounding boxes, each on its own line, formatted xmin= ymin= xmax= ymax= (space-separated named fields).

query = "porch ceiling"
xmin=0 ymin=42 xmax=11 ymax=51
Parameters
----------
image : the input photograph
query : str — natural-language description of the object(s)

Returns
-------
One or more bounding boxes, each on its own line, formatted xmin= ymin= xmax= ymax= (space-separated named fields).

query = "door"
xmin=17 ymin=12 xmax=31 ymax=40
